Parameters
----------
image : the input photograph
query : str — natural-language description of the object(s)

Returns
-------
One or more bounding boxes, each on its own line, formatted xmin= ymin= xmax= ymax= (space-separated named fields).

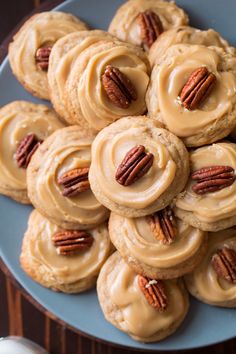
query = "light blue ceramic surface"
xmin=0 ymin=0 xmax=235 ymax=350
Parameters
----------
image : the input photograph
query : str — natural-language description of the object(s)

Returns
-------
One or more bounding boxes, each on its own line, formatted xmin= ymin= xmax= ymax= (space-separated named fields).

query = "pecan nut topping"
xmin=115 ymin=145 xmax=154 ymax=186
xmin=179 ymin=67 xmax=216 ymax=110
xmin=35 ymin=45 xmax=52 ymax=71
xmin=147 ymin=207 xmax=177 ymax=245
xmin=211 ymin=246 xmax=236 ymax=284
xmin=15 ymin=133 xmax=42 ymax=168
xmin=102 ymin=65 xmax=137 ymax=109
xmin=52 ymin=230 xmax=94 ymax=256
xmin=57 ymin=167 xmax=90 ymax=197
xmin=138 ymin=275 xmax=167 ymax=311
xmin=191 ymin=165 xmax=236 ymax=194
xmin=137 ymin=10 xmax=164 ymax=48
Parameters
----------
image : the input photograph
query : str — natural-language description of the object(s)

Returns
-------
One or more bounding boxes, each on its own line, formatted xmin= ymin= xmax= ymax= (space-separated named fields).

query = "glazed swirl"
xmin=65 ymin=41 xmax=150 ymax=131
xmin=27 ymin=126 xmax=109 ymax=229
xmin=23 ymin=210 xmax=111 ymax=285
xmin=185 ymin=228 xmax=236 ymax=304
xmin=8 ymin=12 xmax=87 ymax=99
xmin=0 ymin=101 xmax=64 ymax=202
xmin=90 ymin=117 xmax=180 ymax=211
xmin=113 ymin=215 xmax=205 ymax=268
xmin=175 ymin=142 xmax=236 ymax=224
xmin=147 ymin=45 xmax=236 ymax=146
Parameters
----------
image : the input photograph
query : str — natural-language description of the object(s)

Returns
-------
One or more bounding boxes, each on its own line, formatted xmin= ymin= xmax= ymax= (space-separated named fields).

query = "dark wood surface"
xmin=0 ymin=1 xmax=235 ymax=353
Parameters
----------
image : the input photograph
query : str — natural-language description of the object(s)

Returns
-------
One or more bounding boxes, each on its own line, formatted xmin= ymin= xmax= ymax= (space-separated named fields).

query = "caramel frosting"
xmin=8 ymin=12 xmax=87 ymax=99
xmin=147 ymin=44 xmax=236 ymax=138
xmin=149 ymin=27 xmax=236 ymax=66
xmin=111 ymin=213 xmax=205 ymax=268
xmin=28 ymin=126 xmax=108 ymax=228
xmin=24 ymin=210 xmax=111 ymax=284
xmin=108 ymin=0 xmax=188 ymax=48
xmin=107 ymin=254 xmax=187 ymax=339
xmin=90 ymin=117 xmax=177 ymax=209
xmin=67 ymin=41 xmax=150 ymax=131
xmin=49 ymin=30 xmax=114 ymax=122
xmin=0 ymin=101 xmax=64 ymax=194
xmin=186 ymin=228 xmax=236 ymax=303
xmin=175 ymin=142 xmax=236 ymax=224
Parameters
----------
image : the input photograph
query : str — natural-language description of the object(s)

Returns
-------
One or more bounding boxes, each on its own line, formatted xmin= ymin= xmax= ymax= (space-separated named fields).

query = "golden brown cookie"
xmin=8 ymin=11 xmax=88 ymax=100
xmin=97 ymin=252 xmax=189 ymax=342
xmin=185 ymin=228 xmax=236 ymax=307
xmin=89 ymin=116 xmax=189 ymax=217
xmin=146 ymin=44 xmax=236 ymax=147
xmin=27 ymin=126 xmax=109 ymax=229
xmin=0 ymin=101 xmax=64 ymax=204
xmin=109 ymin=0 xmax=188 ymax=51
xmin=174 ymin=142 xmax=236 ymax=231
xmin=109 ymin=210 xmax=207 ymax=279
xmin=21 ymin=210 xmax=111 ymax=293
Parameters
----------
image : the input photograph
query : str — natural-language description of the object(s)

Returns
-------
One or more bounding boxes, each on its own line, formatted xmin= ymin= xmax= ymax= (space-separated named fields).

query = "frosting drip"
xmin=176 ymin=142 xmax=236 ymax=223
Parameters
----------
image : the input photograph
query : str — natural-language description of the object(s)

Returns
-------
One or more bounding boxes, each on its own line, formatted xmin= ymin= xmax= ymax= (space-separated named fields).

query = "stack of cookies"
xmin=1 ymin=0 xmax=236 ymax=344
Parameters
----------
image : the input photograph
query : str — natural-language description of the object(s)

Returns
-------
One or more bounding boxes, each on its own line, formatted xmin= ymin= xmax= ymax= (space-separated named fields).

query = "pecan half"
xmin=35 ymin=45 xmax=52 ymax=71
xmin=102 ymin=65 xmax=137 ymax=109
xmin=191 ymin=165 xmax=236 ymax=195
xmin=211 ymin=246 xmax=236 ymax=284
xmin=179 ymin=67 xmax=216 ymax=110
xmin=15 ymin=133 xmax=42 ymax=168
xmin=52 ymin=230 xmax=94 ymax=256
xmin=137 ymin=10 xmax=163 ymax=48
xmin=57 ymin=167 xmax=90 ymax=197
xmin=115 ymin=145 xmax=154 ymax=186
xmin=147 ymin=207 xmax=177 ymax=245
xmin=138 ymin=275 xmax=167 ymax=311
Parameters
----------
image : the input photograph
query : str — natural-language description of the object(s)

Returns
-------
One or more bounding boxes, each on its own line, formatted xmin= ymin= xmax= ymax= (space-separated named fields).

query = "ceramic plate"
xmin=0 ymin=0 xmax=236 ymax=350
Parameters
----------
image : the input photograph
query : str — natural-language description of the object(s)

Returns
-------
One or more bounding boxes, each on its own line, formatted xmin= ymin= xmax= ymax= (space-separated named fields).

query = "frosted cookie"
xmin=175 ymin=142 xmax=236 ymax=232
xmin=48 ymin=30 xmax=114 ymax=125
xmin=149 ymin=26 xmax=236 ymax=67
xmin=185 ymin=228 xmax=236 ymax=307
xmin=146 ymin=44 xmax=236 ymax=147
xmin=64 ymin=40 xmax=150 ymax=131
xmin=108 ymin=0 xmax=188 ymax=51
xmin=89 ymin=116 xmax=189 ymax=217
xmin=109 ymin=209 xmax=207 ymax=279
xmin=97 ymin=252 xmax=189 ymax=342
xmin=21 ymin=210 xmax=111 ymax=293
xmin=0 ymin=101 xmax=64 ymax=204
xmin=8 ymin=12 xmax=88 ymax=100
xmin=27 ymin=126 xmax=109 ymax=229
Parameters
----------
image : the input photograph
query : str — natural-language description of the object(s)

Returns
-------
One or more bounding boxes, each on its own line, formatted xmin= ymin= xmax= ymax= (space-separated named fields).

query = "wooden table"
xmin=0 ymin=1 xmax=235 ymax=353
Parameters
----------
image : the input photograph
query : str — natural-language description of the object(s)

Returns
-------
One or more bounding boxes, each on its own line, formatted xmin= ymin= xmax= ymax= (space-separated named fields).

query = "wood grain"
xmin=0 ymin=1 xmax=235 ymax=353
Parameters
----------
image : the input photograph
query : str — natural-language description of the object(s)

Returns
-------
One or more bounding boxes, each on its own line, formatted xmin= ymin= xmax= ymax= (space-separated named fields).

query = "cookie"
xmin=48 ymin=30 xmax=114 ymax=125
xmin=149 ymin=26 xmax=236 ymax=67
xmin=174 ymin=142 xmax=236 ymax=232
xmin=27 ymin=126 xmax=109 ymax=229
xmin=8 ymin=12 xmax=88 ymax=100
xmin=64 ymin=40 xmax=150 ymax=131
xmin=97 ymin=252 xmax=189 ymax=342
xmin=146 ymin=44 xmax=236 ymax=147
xmin=20 ymin=210 xmax=111 ymax=293
xmin=89 ymin=116 xmax=189 ymax=217
xmin=0 ymin=101 xmax=64 ymax=204
xmin=185 ymin=228 xmax=236 ymax=307
xmin=108 ymin=0 xmax=188 ymax=51
xmin=109 ymin=209 xmax=207 ymax=279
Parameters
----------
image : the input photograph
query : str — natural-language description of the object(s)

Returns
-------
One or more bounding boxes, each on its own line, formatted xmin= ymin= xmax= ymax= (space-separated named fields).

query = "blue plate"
xmin=0 ymin=0 xmax=236 ymax=350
